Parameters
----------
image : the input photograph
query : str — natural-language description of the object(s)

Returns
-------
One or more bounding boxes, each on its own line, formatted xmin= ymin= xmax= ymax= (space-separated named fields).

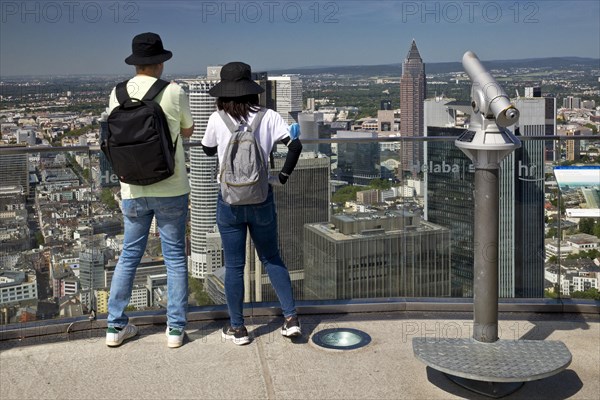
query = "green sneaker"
xmin=166 ymin=327 xmax=185 ymax=348
xmin=106 ymin=324 xmax=138 ymax=347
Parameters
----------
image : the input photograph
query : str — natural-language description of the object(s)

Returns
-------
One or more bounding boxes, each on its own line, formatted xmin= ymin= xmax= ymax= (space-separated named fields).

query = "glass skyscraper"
xmin=425 ymin=97 xmax=550 ymax=298
xmin=336 ymin=131 xmax=381 ymax=185
xmin=186 ymin=68 xmax=221 ymax=279
xmin=400 ymin=40 xmax=426 ymax=174
xmin=267 ymin=75 xmax=303 ymax=125
xmin=251 ymin=155 xmax=330 ymax=301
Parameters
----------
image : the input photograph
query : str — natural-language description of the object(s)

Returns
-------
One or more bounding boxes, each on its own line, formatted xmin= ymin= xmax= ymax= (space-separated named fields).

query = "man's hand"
xmin=181 ymin=124 xmax=194 ymax=138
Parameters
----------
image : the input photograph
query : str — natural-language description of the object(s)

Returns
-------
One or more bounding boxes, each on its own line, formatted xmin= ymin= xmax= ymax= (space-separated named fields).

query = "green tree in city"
xmin=566 ymin=249 xmax=599 ymax=261
xmin=545 ymin=227 xmax=558 ymax=238
xmin=188 ymin=275 xmax=214 ymax=306
xmin=570 ymin=288 xmax=600 ymax=300
xmin=369 ymin=178 xmax=392 ymax=190
xmin=100 ymin=189 xmax=118 ymax=210
xmin=594 ymin=223 xmax=600 ymax=239
xmin=331 ymin=185 xmax=362 ymax=204
xmin=579 ymin=218 xmax=597 ymax=235
xmin=584 ymin=123 xmax=598 ymax=134
xmin=35 ymin=231 xmax=45 ymax=246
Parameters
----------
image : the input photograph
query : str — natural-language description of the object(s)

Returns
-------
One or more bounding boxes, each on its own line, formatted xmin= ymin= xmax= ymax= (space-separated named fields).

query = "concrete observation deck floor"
xmin=1 ymin=311 xmax=598 ymax=400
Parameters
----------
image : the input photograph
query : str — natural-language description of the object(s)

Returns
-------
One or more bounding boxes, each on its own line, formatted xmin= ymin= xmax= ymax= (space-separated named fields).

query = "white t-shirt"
xmin=201 ymin=108 xmax=290 ymax=180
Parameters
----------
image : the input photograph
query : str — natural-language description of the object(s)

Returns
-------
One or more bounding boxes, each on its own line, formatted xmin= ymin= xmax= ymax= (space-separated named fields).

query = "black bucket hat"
xmin=208 ymin=62 xmax=265 ymax=98
xmin=125 ymin=32 xmax=172 ymax=65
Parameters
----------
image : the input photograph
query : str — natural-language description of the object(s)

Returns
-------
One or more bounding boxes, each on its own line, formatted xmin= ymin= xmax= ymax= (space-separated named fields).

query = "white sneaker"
xmin=106 ymin=324 xmax=138 ymax=347
xmin=166 ymin=327 xmax=185 ymax=348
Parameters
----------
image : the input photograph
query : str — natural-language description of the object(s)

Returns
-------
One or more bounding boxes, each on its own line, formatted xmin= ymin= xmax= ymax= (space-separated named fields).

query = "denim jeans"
xmin=108 ymin=194 xmax=189 ymax=330
xmin=217 ymin=189 xmax=296 ymax=328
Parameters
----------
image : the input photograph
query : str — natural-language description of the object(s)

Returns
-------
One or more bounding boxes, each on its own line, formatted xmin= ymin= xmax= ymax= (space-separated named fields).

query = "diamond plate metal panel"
xmin=413 ymin=338 xmax=572 ymax=382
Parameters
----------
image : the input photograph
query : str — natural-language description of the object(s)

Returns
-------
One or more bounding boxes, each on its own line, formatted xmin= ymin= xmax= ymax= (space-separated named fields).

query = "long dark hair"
xmin=216 ymin=94 xmax=261 ymax=122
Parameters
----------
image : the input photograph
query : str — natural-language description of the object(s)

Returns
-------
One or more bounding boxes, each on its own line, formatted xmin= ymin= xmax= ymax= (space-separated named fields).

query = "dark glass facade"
xmin=425 ymin=126 xmax=475 ymax=297
xmin=304 ymin=211 xmax=451 ymax=300
xmin=250 ymin=156 xmax=330 ymax=301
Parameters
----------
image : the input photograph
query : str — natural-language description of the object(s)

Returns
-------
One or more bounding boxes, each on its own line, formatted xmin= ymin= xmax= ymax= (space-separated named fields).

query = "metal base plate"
xmin=413 ymin=338 xmax=572 ymax=383
xmin=445 ymin=374 xmax=524 ymax=398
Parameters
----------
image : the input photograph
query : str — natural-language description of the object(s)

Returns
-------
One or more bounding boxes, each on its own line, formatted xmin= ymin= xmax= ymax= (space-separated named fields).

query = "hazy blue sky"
xmin=1 ymin=0 xmax=599 ymax=76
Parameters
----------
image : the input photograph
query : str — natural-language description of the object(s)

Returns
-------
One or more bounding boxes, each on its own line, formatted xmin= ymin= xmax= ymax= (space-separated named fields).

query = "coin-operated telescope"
xmin=413 ymin=51 xmax=571 ymax=399
xmin=456 ymin=51 xmax=521 ymax=168
xmin=456 ymin=50 xmax=521 ymax=343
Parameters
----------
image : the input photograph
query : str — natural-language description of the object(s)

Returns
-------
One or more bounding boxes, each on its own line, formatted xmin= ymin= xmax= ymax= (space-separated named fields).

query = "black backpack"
xmin=101 ymin=79 xmax=177 ymax=186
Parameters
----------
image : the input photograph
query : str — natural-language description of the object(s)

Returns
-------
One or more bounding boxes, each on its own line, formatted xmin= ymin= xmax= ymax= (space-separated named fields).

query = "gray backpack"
xmin=218 ymin=108 xmax=269 ymax=205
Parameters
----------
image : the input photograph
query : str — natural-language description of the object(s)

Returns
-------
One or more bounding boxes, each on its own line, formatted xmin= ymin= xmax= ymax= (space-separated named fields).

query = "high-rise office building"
xmin=304 ymin=211 xmax=451 ymax=300
xmin=0 ymin=145 xmax=29 ymax=195
xmin=425 ymin=97 xmax=548 ymax=298
xmin=336 ymin=131 xmax=380 ymax=185
xmin=252 ymin=71 xmax=272 ymax=109
xmin=378 ymin=110 xmax=396 ymax=132
xmin=186 ymin=67 xmax=221 ymax=279
xmin=298 ymin=112 xmax=332 ymax=155
xmin=519 ymin=88 xmax=557 ymax=162
xmin=400 ymin=40 xmax=426 ymax=174
xmin=254 ymin=155 xmax=330 ymax=301
xmin=268 ymin=75 xmax=303 ymax=124
xmin=79 ymin=248 xmax=105 ymax=312
xmin=424 ymin=99 xmax=474 ymax=296
xmin=562 ymin=96 xmax=581 ymax=109
xmin=525 ymin=87 xmax=541 ymax=98
xmin=507 ymin=95 xmax=555 ymax=297
xmin=566 ymin=129 xmax=582 ymax=161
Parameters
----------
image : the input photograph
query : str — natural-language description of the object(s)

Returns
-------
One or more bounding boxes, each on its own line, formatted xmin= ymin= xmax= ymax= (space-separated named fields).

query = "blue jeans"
xmin=108 ymin=194 xmax=189 ymax=330
xmin=217 ymin=190 xmax=296 ymax=328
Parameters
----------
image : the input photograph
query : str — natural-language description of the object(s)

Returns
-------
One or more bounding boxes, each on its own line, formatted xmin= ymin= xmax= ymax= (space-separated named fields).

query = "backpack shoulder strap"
xmin=248 ymin=108 xmax=266 ymax=133
xmin=143 ymin=79 xmax=170 ymax=101
xmin=218 ymin=110 xmax=241 ymax=134
xmin=115 ymin=80 xmax=131 ymax=105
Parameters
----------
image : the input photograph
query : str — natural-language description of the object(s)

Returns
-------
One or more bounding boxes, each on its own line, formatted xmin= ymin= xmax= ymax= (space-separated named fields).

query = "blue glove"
xmin=289 ymin=123 xmax=300 ymax=140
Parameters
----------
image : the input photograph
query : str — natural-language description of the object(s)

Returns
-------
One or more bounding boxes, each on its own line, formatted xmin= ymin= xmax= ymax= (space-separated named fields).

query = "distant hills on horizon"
xmin=2 ymin=57 xmax=598 ymax=80
xmin=269 ymin=56 xmax=600 ymax=77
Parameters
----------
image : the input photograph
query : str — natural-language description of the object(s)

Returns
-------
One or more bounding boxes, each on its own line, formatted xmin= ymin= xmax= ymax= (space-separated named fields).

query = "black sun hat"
xmin=125 ymin=32 xmax=172 ymax=65
xmin=208 ymin=62 xmax=265 ymax=98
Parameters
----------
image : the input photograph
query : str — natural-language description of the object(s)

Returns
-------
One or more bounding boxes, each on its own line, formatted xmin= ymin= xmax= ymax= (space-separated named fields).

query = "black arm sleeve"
xmin=202 ymin=144 xmax=217 ymax=156
xmin=280 ymin=138 xmax=302 ymax=175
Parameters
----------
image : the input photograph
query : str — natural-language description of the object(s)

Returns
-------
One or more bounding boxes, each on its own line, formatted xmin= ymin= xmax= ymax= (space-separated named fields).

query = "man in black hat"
xmin=105 ymin=32 xmax=194 ymax=349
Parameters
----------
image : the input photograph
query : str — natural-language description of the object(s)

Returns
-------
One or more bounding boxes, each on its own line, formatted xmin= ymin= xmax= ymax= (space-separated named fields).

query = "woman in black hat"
xmin=202 ymin=62 xmax=303 ymax=345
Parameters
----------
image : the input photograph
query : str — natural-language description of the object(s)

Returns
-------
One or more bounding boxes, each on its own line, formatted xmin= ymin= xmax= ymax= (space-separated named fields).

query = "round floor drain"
xmin=311 ymin=328 xmax=371 ymax=350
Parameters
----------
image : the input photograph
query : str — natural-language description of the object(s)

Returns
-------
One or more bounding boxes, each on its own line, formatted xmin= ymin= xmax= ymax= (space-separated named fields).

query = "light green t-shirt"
xmin=108 ymin=75 xmax=193 ymax=199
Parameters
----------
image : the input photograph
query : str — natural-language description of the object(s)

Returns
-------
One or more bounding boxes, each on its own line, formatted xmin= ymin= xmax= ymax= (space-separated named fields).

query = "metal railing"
xmin=1 ymin=135 xmax=599 ymax=338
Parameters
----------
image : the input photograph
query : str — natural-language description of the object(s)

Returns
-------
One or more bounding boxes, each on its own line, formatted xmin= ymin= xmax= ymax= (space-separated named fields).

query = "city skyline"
xmin=1 ymin=1 xmax=599 ymax=77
